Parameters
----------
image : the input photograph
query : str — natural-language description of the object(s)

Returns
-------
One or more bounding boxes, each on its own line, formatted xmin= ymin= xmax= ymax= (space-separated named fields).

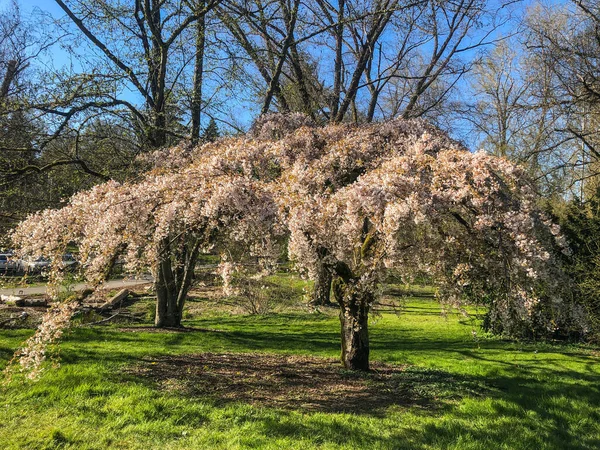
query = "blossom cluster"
xmin=10 ymin=301 xmax=79 ymax=380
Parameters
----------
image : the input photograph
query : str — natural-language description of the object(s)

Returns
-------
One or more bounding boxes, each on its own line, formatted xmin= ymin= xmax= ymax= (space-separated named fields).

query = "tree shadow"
xmin=3 ymin=313 xmax=598 ymax=449
xmin=118 ymin=350 xmax=600 ymax=448
xmin=123 ymin=352 xmax=495 ymax=415
xmin=415 ymin=371 xmax=600 ymax=450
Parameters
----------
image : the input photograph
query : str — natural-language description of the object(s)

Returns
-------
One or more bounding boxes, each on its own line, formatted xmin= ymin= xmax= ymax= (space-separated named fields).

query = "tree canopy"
xmin=12 ymin=115 xmax=585 ymax=373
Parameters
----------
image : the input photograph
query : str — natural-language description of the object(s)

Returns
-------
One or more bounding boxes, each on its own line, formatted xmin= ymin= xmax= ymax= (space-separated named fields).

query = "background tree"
xmin=457 ymin=2 xmax=600 ymax=342
xmin=51 ymin=0 xmax=217 ymax=149
xmin=0 ymin=0 xmax=225 ymax=238
xmin=557 ymin=186 xmax=600 ymax=340
xmin=202 ymin=116 xmax=220 ymax=142
xmin=0 ymin=1 xmax=58 ymax=238
xmin=489 ymin=0 xmax=600 ymax=198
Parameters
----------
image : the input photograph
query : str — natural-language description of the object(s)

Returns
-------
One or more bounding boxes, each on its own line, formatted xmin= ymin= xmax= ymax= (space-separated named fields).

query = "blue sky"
xmin=1 ymin=0 xmax=566 ymax=141
xmin=3 ymin=0 xmax=62 ymax=14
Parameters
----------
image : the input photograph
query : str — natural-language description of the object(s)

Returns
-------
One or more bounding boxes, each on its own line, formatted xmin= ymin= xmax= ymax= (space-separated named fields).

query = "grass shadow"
xmin=123 ymin=352 xmax=496 ymax=415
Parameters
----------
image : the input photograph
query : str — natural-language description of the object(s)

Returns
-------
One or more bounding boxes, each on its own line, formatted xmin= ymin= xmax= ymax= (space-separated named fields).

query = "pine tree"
xmin=202 ymin=118 xmax=219 ymax=143
xmin=559 ymin=187 xmax=600 ymax=340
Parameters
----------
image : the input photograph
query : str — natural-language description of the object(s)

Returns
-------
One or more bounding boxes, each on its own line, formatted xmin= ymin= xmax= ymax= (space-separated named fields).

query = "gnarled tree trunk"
xmin=333 ymin=277 xmax=371 ymax=371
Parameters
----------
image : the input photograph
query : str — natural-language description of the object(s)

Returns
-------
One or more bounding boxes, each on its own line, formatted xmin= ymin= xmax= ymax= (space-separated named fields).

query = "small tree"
xmin=201 ymin=117 xmax=220 ymax=143
xmin=12 ymin=116 xmax=582 ymax=374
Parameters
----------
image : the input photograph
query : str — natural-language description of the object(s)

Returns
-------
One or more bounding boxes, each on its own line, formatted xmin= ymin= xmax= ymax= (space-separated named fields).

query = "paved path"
xmin=0 ymin=277 xmax=153 ymax=297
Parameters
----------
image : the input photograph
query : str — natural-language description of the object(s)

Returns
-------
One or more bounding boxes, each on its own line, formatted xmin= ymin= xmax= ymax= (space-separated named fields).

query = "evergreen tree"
xmin=559 ymin=188 xmax=600 ymax=341
xmin=201 ymin=118 xmax=219 ymax=143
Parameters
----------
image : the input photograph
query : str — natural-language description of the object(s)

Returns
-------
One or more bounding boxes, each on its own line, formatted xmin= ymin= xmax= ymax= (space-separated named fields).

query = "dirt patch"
xmin=126 ymin=353 xmax=491 ymax=413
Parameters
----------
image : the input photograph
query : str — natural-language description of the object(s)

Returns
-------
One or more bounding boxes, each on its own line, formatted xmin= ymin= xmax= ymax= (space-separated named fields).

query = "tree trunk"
xmin=333 ymin=278 xmax=371 ymax=371
xmin=155 ymin=258 xmax=182 ymax=327
xmin=0 ymin=59 xmax=18 ymax=101
xmin=191 ymin=1 xmax=205 ymax=145
xmin=155 ymin=288 xmax=182 ymax=327
xmin=311 ymin=261 xmax=332 ymax=306
xmin=330 ymin=0 xmax=344 ymax=121
xmin=154 ymin=237 xmax=201 ymax=328
xmin=366 ymin=86 xmax=379 ymax=123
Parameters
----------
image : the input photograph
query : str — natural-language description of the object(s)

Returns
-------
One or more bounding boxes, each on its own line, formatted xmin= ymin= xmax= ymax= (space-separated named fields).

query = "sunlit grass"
xmin=0 ymin=293 xmax=598 ymax=449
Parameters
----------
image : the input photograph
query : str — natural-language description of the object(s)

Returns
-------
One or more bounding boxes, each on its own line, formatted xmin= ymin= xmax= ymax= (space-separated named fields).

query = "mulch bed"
xmin=125 ymin=352 xmax=483 ymax=413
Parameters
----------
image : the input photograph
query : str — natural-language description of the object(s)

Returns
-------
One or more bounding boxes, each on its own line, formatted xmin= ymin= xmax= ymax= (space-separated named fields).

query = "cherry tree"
xmin=12 ymin=114 xmax=584 ymax=374
xmin=264 ymin=117 xmax=582 ymax=369
xmin=13 ymin=141 xmax=282 ymax=329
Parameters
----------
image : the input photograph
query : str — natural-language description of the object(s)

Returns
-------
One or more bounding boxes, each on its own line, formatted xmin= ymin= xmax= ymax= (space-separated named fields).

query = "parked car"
xmin=61 ymin=253 xmax=79 ymax=271
xmin=21 ymin=256 xmax=51 ymax=274
xmin=17 ymin=254 xmax=79 ymax=274
xmin=0 ymin=253 xmax=18 ymax=274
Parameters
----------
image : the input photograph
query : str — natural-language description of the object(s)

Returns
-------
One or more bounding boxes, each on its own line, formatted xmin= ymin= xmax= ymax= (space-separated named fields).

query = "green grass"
xmin=0 ymin=297 xmax=599 ymax=449
xmin=0 ymin=276 xmax=47 ymax=290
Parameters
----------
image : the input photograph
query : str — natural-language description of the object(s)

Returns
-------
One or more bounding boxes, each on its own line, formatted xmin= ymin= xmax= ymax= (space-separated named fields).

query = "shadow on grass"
xmin=116 ymin=351 xmax=599 ymax=449
xmin=55 ymin=316 xmax=599 ymax=375
xmin=384 ymin=288 xmax=436 ymax=298
xmin=2 ymin=311 xmax=597 ymax=449
xmin=417 ymin=373 xmax=600 ymax=450
xmin=123 ymin=352 xmax=494 ymax=415
xmin=0 ymin=345 xmax=15 ymax=361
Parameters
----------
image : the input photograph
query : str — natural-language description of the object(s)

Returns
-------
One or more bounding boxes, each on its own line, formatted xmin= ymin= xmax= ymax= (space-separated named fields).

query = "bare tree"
xmin=517 ymin=1 xmax=600 ymax=197
xmin=191 ymin=0 xmax=207 ymax=144
xmin=52 ymin=0 xmax=217 ymax=149
xmin=0 ymin=0 xmax=232 ymax=204
xmin=0 ymin=1 xmax=57 ymax=235
xmin=216 ymin=0 xmax=304 ymax=115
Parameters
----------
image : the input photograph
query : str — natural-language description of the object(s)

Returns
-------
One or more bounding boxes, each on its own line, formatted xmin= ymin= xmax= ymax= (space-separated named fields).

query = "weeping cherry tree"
xmin=12 ymin=115 xmax=584 ymax=374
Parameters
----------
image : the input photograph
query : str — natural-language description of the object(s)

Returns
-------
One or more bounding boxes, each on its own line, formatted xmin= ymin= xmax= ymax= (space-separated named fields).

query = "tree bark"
xmin=155 ymin=257 xmax=182 ymax=327
xmin=0 ymin=60 xmax=18 ymax=101
xmin=311 ymin=261 xmax=332 ymax=305
xmin=333 ymin=277 xmax=371 ymax=371
xmin=191 ymin=0 xmax=206 ymax=145
xmin=154 ymin=236 xmax=201 ymax=328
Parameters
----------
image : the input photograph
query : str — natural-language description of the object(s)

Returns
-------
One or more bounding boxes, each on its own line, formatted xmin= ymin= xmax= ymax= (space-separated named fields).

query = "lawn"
xmin=0 ymin=290 xmax=599 ymax=449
